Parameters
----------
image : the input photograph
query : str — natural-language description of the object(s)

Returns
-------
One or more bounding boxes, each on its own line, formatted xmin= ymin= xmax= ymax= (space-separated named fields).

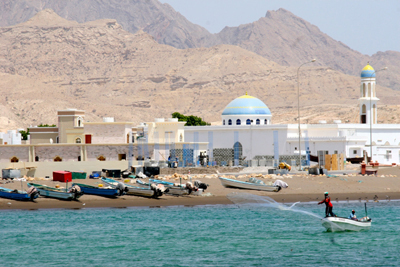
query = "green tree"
xmin=172 ymin=112 xmax=210 ymax=126
xmin=19 ymin=129 xmax=30 ymax=140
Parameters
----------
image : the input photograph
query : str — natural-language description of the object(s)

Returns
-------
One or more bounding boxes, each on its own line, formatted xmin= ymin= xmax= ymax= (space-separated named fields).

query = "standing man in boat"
xmin=318 ymin=192 xmax=336 ymax=217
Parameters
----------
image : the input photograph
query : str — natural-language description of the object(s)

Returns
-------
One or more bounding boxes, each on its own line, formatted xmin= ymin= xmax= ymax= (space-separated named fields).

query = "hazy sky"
xmin=160 ymin=0 xmax=400 ymax=56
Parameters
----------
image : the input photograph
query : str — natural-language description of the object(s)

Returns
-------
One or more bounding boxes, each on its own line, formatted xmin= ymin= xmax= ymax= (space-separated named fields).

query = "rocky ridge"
xmin=0 ymin=10 xmax=400 ymax=132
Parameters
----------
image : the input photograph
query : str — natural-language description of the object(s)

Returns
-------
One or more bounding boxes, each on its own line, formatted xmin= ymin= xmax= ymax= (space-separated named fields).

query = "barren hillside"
xmin=0 ymin=10 xmax=400 ymax=132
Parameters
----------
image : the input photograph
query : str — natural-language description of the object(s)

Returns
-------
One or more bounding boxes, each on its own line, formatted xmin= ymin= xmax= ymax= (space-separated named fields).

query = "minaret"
xmin=359 ymin=63 xmax=378 ymax=124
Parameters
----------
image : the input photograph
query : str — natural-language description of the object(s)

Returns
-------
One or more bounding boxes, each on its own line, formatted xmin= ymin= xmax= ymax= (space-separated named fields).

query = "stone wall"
xmin=0 ymin=146 xmax=30 ymax=162
xmin=35 ymin=145 xmax=81 ymax=162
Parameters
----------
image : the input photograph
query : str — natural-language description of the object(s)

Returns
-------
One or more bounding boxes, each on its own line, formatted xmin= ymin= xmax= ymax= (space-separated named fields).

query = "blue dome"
xmin=222 ymin=93 xmax=271 ymax=116
xmin=361 ymin=64 xmax=375 ymax=78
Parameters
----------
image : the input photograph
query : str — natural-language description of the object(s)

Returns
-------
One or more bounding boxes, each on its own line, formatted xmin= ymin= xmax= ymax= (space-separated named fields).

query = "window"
xmin=264 ymin=119 xmax=268 ymax=125
xmin=179 ymin=134 xmax=183 ymax=142
xmin=362 ymin=104 xmax=366 ymax=113
xmin=334 ymin=150 xmax=338 ymax=154
xmin=10 ymin=156 xmax=19 ymax=163
xmin=78 ymin=156 xmax=81 ymax=162
xmin=97 ymin=155 xmax=106 ymax=161
xmin=75 ymin=138 xmax=82 ymax=144
xmin=256 ymin=119 xmax=260 ymax=125
xmin=363 ymin=84 xmax=366 ymax=97
xmin=118 ymin=154 xmax=127 ymax=161
xmin=368 ymin=83 xmax=371 ymax=97
xmin=77 ymin=116 xmax=83 ymax=127
xmin=228 ymin=119 xmax=232 ymax=125
xmin=54 ymin=156 xmax=62 ymax=162
xmin=246 ymin=119 xmax=251 ymax=125
xmin=353 ymin=150 xmax=357 ymax=154
xmin=35 ymin=156 xmax=39 ymax=162
xmin=236 ymin=119 xmax=241 ymax=125
xmin=223 ymin=120 xmax=225 ymax=125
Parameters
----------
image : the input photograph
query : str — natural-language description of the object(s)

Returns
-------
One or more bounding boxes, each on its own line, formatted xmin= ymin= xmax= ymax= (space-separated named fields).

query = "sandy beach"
xmin=1 ymin=166 xmax=400 ymax=210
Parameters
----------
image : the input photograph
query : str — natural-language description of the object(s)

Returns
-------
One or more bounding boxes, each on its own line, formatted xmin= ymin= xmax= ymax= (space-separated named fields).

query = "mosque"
xmin=184 ymin=64 xmax=400 ymax=165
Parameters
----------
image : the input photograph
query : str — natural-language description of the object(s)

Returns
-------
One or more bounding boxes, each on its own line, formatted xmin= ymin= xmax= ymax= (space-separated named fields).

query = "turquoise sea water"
xmin=1 ymin=199 xmax=399 ymax=266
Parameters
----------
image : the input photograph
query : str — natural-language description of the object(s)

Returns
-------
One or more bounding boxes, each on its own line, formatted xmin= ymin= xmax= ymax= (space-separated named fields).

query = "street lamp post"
xmin=369 ymin=67 xmax=387 ymax=162
xmin=297 ymin=59 xmax=316 ymax=171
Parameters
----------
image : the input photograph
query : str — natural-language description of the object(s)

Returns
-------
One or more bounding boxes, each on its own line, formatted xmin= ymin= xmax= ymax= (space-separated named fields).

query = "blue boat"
xmin=72 ymin=183 xmax=123 ymax=197
xmin=0 ymin=186 xmax=39 ymax=201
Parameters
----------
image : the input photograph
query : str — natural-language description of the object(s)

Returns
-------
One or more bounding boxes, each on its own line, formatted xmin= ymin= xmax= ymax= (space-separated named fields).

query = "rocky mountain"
xmin=1 ymin=9 xmax=400 ymax=132
xmin=1 ymin=2 xmax=398 ymax=91
xmin=0 ymin=0 xmax=218 ymax=49
xmin=216 ymin=8 xmax=399 ymax=91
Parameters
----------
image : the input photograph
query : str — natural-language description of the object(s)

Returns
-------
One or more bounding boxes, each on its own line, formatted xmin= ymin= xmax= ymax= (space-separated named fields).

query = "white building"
xmin=0 ymin=130 xmax=22 ymax=145
xmin=185 ymin=64 xmax=399 ymax=165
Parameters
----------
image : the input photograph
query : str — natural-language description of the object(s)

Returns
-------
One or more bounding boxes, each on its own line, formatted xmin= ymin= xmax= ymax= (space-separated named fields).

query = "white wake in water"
xmin=227 ymin=192 xmax=345 ymax=231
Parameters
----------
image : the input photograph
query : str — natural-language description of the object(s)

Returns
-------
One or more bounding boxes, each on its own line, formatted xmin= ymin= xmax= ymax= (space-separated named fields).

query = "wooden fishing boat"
xmin=0 ymin=186 xmax=39 ymax=201
xmin=322 ymin=216 xmax=372 ymax=232
xmin=219 ymin=177 xmax=281 ymax=192
xmin=101 ymin=177 xmax=164 ymax=198
xmin=27 ymin=183 xmax=82 ymax=200
xmin=137 ymin=179 xmax=189 ymax=196
xmin=72 ymin=182 xmax=122 ymax=198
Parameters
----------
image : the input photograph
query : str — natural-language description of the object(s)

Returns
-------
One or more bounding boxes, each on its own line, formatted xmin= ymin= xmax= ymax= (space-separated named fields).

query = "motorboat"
xmin=101 ymin=177 xmax=165 ymax=198
xmin=219 ymin=177 xmax=281 ymax=192
xmin=0 ymin=186 xmax=38 ymax=201
xmin=72 ymin=183 xmax=123 ymax=198
xmin=322 ymin=216 xmax=372 ymax=232
xmin=136 ymin=179 xmax=190 ymax=196
xmin=27 ymin=183 xmax=82 ymax=200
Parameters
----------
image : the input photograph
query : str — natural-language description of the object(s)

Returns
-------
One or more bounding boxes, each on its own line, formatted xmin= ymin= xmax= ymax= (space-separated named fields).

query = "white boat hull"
xmin=165 ymin=187 xmax=189 ymax=196
xmin=322 ymin=217 xmax=371 ymax=232
xmin=219 ymin=177 xmax=280 ymax=192
xmin=36 ymin=188 xmax=79 ymax=200
xmin=126 ymin=186 xmax=156 ymax=197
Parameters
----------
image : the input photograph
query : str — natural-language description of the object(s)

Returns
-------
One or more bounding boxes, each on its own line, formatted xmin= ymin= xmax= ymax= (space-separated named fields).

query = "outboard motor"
xmin=194 ymin=181 xmax=208 ymax=191
xmin=115 ymin=183 xmax=126 ymax=196
xmin=69 ymin=185 xmax=83 ymax=198
xmin=27 ymin=186 xmax=38 ymax=201
xmin=186 ymin=182 xmax=194 ymax=194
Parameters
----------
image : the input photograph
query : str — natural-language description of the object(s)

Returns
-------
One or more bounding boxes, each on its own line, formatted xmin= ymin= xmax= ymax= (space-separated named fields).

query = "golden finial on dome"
xmin=245 ymin=91 xmax=248 ymax=95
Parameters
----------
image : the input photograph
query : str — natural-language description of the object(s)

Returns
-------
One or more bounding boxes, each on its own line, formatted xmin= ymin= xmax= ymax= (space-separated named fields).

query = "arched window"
xmin=265 ymin=119 xmax=268 ymax=125
xmin=368 ymin=83 xmax=371 ymax=97
xmin=97 ymin=155 xmax=106 ymax=161
xmin=362 ymin=84 xmax=366 ymax=97
xmin=10 ymin=156 xmax=19 ymax=163
xmin=223 ymin=120 xmax=225 ymax=125
xmin=127 ymin=134 xmax=130 ymax=143
xmin=256 ymin=119 xmax=260 ymax=125
xmin=228 ymin=119 xmax=232 ymax=125
xmin=77 ymin=116 xmax=83 ymax=127
xmin=54 ymin=156 xmax=62 ymax=162
xmin=362 ymin=104 xmax=366 ymax=113
xmin=236 ymin=119 xmax=241 ymax=125
xmin=246 ymin=119 xmax=251 ymax=125
xmin=179 ymin=134 xmax=183 ymax=142
xmin=75 ymin=138 xmax=82 ymax=144
xmin=35 ymin=156 xmax=39 ymax=162
xmin=233 ymin=142 xmax=243 ymax=164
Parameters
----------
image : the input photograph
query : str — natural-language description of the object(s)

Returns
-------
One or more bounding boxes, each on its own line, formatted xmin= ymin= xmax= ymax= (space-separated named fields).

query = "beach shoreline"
xmin=1 ymin=166 xmax=400 ymax=211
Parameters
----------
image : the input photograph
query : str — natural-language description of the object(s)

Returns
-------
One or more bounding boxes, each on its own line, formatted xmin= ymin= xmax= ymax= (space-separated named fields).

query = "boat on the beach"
xmin=101 ymin=177 xmax=165 ymax=198
xmin=0 ymin=186 xmax=39 ymax=201
xmin=321 ymin=216 xmax=372 ymax=232
xmin=27 ymin=183 xmax=82 ymax=200
xmin=219 ymin=177 xmax=281 ymax=192
xmin=72 ymin=182 xmax=123 ymax=198
xmin=136 ymin=179 xmax=190 ymax=196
